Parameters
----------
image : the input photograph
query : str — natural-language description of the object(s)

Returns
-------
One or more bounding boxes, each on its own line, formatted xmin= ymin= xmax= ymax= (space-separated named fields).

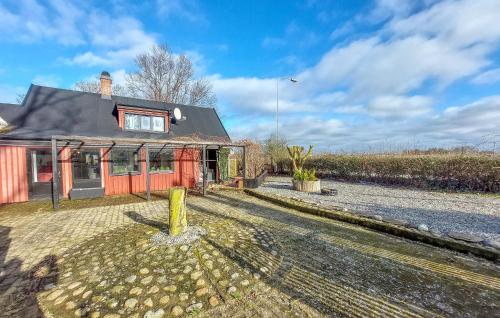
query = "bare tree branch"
xmin=74 ymin=78 xmax=128 ymax=97
xmin=126 ymin=44 xmax=216 ymax=107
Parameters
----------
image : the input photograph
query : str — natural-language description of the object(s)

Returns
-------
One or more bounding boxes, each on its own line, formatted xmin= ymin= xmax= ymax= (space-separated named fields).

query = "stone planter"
xmin=292 ymin=179 xmax=321 ymax=193
xmin=244 ymin=170 xmax=268 ymax=189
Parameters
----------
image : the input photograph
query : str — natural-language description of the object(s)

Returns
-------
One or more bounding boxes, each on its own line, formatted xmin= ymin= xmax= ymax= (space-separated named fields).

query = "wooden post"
xmin=169 ymin=187 xmax=187 ymax=236
xmin=202 ymin=145 xmax=207 ymax=195
xmin=51 ymin=138 xmax=59 ymax=210
xmin=145 ymin=144 xmax=151 ymax=201
xmin=242 ymin=145 xmax=247 ymax=179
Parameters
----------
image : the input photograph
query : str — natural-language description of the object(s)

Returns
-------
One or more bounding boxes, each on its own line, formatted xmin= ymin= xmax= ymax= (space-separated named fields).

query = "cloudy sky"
xmin=1 ymin=0 xmax=500 ymax=152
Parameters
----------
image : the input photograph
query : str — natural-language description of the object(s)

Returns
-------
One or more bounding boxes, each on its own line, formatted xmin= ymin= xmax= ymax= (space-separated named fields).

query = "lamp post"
xmin=276 ymin=77 xmax=298 ymax=143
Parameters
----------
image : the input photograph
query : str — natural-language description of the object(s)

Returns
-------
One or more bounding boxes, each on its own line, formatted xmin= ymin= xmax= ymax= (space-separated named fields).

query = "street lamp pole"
xmin=276 ymin=77 xmax=298 ymax=144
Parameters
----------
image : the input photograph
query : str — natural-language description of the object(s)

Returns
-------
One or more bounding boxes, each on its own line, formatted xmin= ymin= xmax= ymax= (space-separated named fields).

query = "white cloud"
xmin=65 ymin=52 xmax=110 ymax=67
xmin=110 ymin=69 xmax=128 ymax=87
xmin=425 ymin=96 xmax=500 ymax=137
xmin=217 ymin=0 xmax=500 ymax=120
xmin=471 ymin=68 xmax=500 ymax=85
xmin=0 ymin=0 xmax=85 ymax=45
xmin=225 ymin=95 xmax=500 ymax=152
xmin=388 ymin=0 xmax=500 ymax=48
xmin=64 ymin=14 xmax=157 ymax=68
xmin=216 ymin=0 xmax=500 ymax=150
xmin=367 ymin=95 xmax=433 ymax=118
xmin=299 ymin=35 xmax=488 ymax=98
xmin=156 ymin=0 xmax=207 ymax=24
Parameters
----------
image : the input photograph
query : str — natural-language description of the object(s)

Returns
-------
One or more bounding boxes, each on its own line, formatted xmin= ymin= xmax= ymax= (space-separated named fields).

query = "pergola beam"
xmin=52 ymin=135 xmax=243 ymax=147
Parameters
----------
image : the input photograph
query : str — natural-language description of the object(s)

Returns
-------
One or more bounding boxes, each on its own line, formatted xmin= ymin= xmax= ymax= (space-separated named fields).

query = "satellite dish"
xmin=173 ymin=107 xmax=182 ymax=120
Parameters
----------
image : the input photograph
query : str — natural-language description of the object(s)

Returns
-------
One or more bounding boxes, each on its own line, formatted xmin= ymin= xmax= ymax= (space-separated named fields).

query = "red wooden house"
xmin=0 ymin=71 xmax=238 ymax=207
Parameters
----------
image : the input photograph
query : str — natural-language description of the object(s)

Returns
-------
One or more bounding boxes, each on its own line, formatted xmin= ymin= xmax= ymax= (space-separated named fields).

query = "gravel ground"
xmin=150 ymin=226 xmax=207 ymax=246
xmin=257 ymin=176 xmax=500 ymax=241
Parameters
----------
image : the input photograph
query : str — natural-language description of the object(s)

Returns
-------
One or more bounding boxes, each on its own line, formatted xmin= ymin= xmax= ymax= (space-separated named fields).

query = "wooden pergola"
xmin=50 ymin=135 xmax=246 ymax=209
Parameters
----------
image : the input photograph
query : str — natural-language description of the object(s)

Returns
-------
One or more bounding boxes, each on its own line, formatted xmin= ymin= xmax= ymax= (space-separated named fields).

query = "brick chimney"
xmin=100 ymin=71 xmax=112 ymax=99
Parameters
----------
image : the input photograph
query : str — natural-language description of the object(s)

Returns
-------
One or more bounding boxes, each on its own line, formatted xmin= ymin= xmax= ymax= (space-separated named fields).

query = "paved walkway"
xmin=0 ymin=191 xmax=499 ymax=317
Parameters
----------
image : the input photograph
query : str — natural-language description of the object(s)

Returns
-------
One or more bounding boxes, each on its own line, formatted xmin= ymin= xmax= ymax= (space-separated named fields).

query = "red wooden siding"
xmin=0 ymin=146 xmax=28 ymax=204
xmin=0 ymin=145 xmax=200 ymax=203
xmin=102 ymin=147 xmax=200 ymax=196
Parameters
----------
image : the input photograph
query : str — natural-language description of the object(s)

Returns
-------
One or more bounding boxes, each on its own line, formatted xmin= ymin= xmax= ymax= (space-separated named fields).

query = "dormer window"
xmin=124 ymin=113 xmax=165 ymax=132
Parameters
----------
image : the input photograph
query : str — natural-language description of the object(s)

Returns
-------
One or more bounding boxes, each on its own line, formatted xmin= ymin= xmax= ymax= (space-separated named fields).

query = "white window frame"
xmin=124 ymin=112 xmax=166 ymax=132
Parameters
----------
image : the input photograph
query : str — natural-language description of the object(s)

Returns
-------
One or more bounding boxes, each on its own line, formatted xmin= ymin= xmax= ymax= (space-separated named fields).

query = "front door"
xmin=72 ymin=150 xmax=101 ymax=189
xmin=27 ymin=149 xmax=55 ymax=199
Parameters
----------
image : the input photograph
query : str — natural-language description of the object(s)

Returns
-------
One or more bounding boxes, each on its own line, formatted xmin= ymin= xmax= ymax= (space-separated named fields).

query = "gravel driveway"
xmin=257 ymin=176 xmax=500 ymax=241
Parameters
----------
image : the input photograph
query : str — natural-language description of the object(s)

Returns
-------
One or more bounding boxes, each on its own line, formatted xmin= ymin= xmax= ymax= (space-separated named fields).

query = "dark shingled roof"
xmin=0 ymin=103 xmax=23 ymax=122
xmin=0 ymin=85 xmax=230 ymax=142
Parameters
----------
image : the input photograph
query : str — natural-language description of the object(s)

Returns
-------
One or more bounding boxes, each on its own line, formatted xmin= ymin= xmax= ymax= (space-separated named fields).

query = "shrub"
xmin=293 ymin=168 xmax=318 ymax=181
xmin=240 ymin=139 xmax=266 ymax=178
xmin=297 ymin=153 xmax=500 ymax=192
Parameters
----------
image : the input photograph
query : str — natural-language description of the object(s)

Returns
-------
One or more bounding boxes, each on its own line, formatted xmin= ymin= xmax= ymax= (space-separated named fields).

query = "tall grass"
xmin=278 ymin=153 xmax=500 ymax=192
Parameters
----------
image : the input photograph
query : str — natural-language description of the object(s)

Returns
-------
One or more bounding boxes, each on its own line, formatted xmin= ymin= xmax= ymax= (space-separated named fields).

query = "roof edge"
xmin=212 ymin=108 xmax=231 ymax=141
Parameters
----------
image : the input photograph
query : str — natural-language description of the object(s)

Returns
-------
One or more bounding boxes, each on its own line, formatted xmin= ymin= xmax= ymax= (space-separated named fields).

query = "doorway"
xmin=201 ymin=149 xmax=218 ymax=182
xmin=72 ymin=150 xmax=101 ymax=189
xmin=27 ymin=149 xmax=55 ymax=199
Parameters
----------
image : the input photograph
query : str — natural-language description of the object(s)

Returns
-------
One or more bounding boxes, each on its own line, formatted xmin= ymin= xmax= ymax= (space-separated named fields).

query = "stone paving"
xmin=0 ymin=191 xmax=499 ymax=317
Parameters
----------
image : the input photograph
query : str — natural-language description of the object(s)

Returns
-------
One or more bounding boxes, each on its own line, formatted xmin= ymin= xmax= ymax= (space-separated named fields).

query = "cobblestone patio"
xmin=1 ymin=191 xmax=499 ymax=317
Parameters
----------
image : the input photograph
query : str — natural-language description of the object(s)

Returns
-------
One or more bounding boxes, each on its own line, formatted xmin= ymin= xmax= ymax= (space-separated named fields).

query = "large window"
xmin=110 ymin=149 xmax=140 ymax=174
xmin=125 ymin=113 xmax=165 ymax=132
xmin=149 ymin=149 xmax=174 ymax=173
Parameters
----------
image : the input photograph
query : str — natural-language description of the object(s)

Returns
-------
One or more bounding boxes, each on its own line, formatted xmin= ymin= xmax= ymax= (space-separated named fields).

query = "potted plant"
xmin=292 ymin=168 xmax=321 ymax=192
xmin=287 ymin=145 xmax=320 ymax=192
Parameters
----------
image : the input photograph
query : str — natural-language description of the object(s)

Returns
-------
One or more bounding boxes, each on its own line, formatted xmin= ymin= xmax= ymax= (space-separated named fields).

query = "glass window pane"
xmin=125 ymin=114 xmax=140 ymax=130
xmin=152 ymin=116 xmax=164 ymax=132
xmin=111 ymin=149 xmax=140 ymax=174
xmin=149 ymin=149 xmax=174 ymax=172
xmin=141 ymin=116 xmax=151 ymax=130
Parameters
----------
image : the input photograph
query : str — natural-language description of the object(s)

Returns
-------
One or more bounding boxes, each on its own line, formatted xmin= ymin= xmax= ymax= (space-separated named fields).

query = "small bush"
xmin=293 ymin=169 xmax=318 ymax=181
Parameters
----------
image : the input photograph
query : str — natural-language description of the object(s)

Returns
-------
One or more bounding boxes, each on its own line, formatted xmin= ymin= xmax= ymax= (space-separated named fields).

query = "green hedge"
xmin=278 ymin=154 xmax=500 ymax=192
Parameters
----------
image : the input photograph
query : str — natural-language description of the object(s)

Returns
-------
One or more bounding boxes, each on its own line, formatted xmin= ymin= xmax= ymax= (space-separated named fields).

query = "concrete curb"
xmin=243 ymin=189 xmax=500 ymax=262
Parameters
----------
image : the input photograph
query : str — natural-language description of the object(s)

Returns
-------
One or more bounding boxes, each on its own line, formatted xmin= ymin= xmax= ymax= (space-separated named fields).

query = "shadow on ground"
xmin=0 ymin=225 xmax=59 ymax=318
xmin=187 ymin=191 xmax=500 ymax=317
xmin=124 ymin=211 xmax=168 ymax=232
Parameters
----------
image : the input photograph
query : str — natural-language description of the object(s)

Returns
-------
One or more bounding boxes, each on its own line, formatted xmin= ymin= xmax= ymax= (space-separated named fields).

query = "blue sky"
xmin=1 ymin=0 xmax=500 ymax=152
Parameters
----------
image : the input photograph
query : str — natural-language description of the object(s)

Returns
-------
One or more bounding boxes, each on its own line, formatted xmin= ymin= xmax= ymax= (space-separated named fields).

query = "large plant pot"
xmin=292 ymin=180 xmax=321 ymax=193
xmin=244 ymin=170 xmax=268 ymax=189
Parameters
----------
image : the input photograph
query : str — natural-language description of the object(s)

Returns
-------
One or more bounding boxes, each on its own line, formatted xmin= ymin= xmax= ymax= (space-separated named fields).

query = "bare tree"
xmin=126 ymin=44 xmax=216 ymax=107
xmin=74 ymin=78 xmax=128 ymax=96
xmin=15 ymin=93 xmax=25 ymax=104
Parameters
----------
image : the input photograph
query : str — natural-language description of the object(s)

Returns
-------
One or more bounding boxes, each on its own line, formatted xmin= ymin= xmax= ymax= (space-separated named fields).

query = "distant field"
xmin=281 ymin=153 xmax=500 ymax=193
